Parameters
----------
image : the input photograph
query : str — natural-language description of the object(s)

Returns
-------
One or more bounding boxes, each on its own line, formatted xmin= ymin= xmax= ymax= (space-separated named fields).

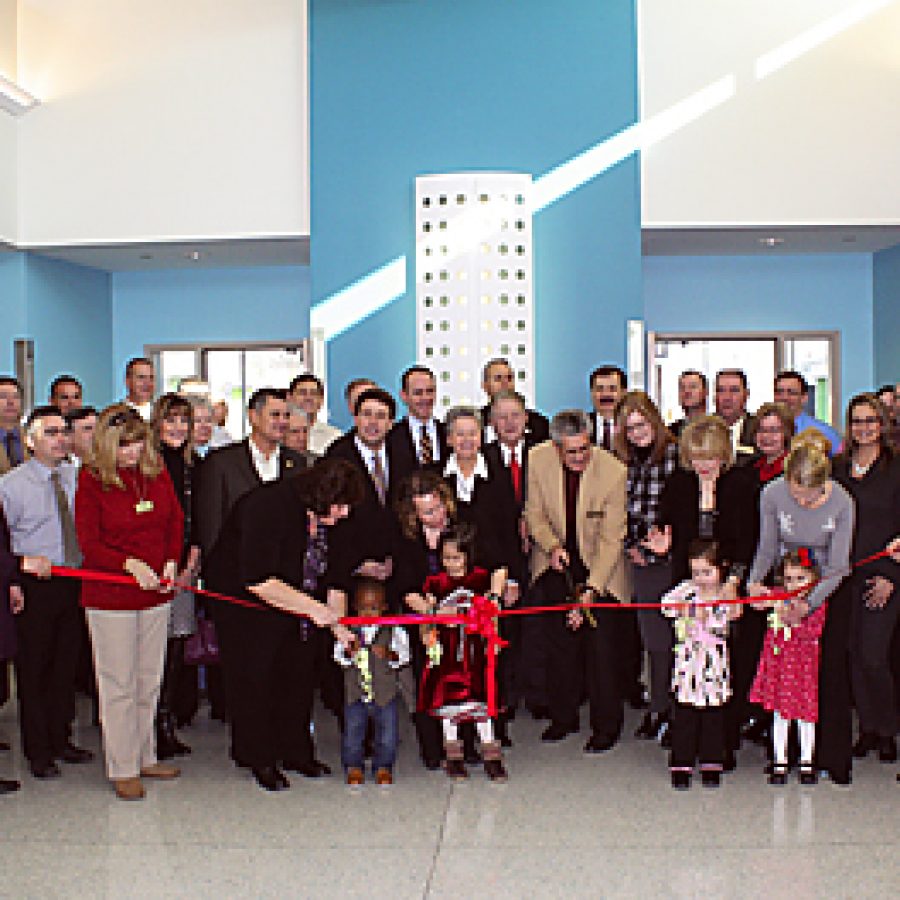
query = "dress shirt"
xmin=500 ymin=439 xmax=524 ymax=467
xmin=794 ymin=412 xmax=842 ymax=456
xmin=444 ymin=453 xmax=488 ymax=504
xmin=249 ymin=437 xmax=280 ymax=483
xmin=309 ymin=420 xmax=342 ymax=455
xmin=0 ymin=458 xmax=78 ymax=564
xmin=408 ymin=416 xmax=439 ymax=463
xmin=354 ymin=436 xmax=389 ymax=487
xmin=727 ymin=417 xmax=744 ymax=455
xmin=333 ymin=626 xmax=410 ymax=668
xmin=126 ymin=400 xmax=154 ymax=422
xmin=595 ymin=417 xmax=615 ymax=449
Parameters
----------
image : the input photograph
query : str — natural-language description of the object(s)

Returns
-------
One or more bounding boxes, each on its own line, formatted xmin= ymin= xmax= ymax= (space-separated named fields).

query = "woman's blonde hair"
xmin=679 ymin=415 xmax=734 ymax=470
xmin=89 ymin=403 xmax=162 ymax=489
xmin=613 ymin=391 xmax=675 ymax=464
xmin=784 ymin=428 xmax=831 ymax=488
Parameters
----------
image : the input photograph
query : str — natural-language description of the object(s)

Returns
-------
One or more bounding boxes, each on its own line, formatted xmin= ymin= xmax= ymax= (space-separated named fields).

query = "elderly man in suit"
xmin=526 ymin=410 xmax=628 ymax=754
xmin=480 ymin=358 xmax=549 ymax=445
xmin=0 ymin=378 xmax=26 ymax=475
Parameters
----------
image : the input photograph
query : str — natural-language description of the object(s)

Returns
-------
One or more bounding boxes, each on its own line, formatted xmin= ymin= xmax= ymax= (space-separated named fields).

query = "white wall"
xmin=641 ymin=0 xmax=900 ymax=227
xmin=16 ymin=0 xmax=308 ymax=245
xmin=0 ymin=114 xmax=15 ymax=242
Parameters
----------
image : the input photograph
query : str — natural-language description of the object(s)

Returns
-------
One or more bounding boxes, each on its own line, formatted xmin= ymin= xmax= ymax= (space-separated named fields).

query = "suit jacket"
xmin=325 ymin=434 xmax=400 ymax=576
xmin=587 ymin=411 xmax=618 ymax=450
xmin=0 ymin=425 xmax=27 ymax=475
xmin=195 ymin=439 xmax=308 ymax=562
xmin=525 ymin=442 xmax=629 ymax=601
xmin=728 ymin=414 xmax=758 ymax=466
xmin=480 ymin=405 xmax=549 ymax=445
xmin=386 ymin=417 xmax=448 ymax=490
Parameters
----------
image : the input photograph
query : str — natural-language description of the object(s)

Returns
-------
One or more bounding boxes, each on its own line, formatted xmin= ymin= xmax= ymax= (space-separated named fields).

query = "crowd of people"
xmin=0 ymin=357 xmax=898 ymax=799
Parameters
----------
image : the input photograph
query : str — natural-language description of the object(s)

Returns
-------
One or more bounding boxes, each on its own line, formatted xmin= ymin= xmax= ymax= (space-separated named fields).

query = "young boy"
xmin=335 ymin=578 xmax=410 ymax=785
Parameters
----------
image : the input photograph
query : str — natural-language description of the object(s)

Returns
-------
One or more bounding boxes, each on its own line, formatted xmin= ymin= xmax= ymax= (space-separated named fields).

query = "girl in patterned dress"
xmin=749 ymin=549 xmax=825 ymax=786
xmin=662 ymin=539 xmax=741 ymax=789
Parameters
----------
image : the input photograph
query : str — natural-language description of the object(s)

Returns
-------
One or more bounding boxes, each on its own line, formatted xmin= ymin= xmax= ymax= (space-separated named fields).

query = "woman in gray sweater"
xmin=748 ymin=430 xmax=855 ymax=784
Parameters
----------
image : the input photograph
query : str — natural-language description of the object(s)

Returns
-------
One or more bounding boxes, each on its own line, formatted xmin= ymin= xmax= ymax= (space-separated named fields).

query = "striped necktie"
xmin=419 ymin=423 xmax=434 ymax=466
xmin=370 ymin=452 xmax=387 ymax=505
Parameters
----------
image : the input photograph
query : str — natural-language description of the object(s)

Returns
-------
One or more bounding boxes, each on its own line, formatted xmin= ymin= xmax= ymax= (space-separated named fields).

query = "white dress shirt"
xmin=500 ymin=439 xmax=524 ymax=467
xmin=127 ymin=400 xmax=154 ymax=422
xmin=249 ymin=437 xmax=280 ymax=482
xmin=354 ymin=436 xmax=389 ymax=486
xmin=444 ymin=453 xmax=489 ymax=503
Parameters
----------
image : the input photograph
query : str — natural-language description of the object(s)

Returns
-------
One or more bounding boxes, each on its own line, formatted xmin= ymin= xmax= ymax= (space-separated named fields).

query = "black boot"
xmin=157 ymin=640 xmax=191 ymax=760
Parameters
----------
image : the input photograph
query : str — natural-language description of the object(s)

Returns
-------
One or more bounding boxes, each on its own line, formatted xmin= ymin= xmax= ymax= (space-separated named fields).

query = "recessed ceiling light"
xmin=841 ymin=235 xmax=857 ymax=243
xmin=139 ymin=253 xmax=153 ymax=260
xmin=184 ymin=251 xmax=202 ymax=261
xmin=758 ymin=237 xmax=784 ymax=247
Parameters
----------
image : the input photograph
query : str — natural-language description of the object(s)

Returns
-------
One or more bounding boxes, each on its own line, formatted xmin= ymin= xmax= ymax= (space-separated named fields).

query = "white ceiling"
xmin=642 ymin=224 xmax=900 ymax=256
xmin=21 ymin=236 xmax=310 ymax=272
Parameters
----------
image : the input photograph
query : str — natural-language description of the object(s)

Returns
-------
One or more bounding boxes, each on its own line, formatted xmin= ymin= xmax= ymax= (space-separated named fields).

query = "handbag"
xmin=184 ymin=611 xmax=220 ymax=666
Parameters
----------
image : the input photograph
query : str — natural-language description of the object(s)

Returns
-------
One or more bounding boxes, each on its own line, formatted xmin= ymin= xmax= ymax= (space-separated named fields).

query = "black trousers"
xmin=816 ymin=585 xmax=853 ymax=779
xmin=228 ymin=605 xmax=316 ymax=771
xmin=537 ymin=570 xmax=623 ymax=740
xmin=14 ymin=576 xmax=81 ymax=766
xmin=519 ymin=581 xmax=550 ymax=711
xmin=669 ymin=702 xmax=726 ymax=770
xmin=726 ymin=607 xmax=768 ymax=751
xmin=408 ymin=628 xmax=443 ymax=764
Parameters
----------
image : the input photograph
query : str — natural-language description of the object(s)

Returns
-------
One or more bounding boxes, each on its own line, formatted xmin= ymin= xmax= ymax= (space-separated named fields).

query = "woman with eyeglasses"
xmin=748 ymin=429 xmax=856 ymax=784
xmin=75 ymin=404 xmax=184 ymax=801
xmin=833 ymin=394 xmax=900 ymax=764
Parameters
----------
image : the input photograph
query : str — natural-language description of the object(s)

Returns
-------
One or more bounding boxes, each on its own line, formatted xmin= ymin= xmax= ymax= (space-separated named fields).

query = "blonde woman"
xmin=748 ymin=429 xmax=855 ymax=784
xmin=75 ymin=404 xmax=184 ymax=800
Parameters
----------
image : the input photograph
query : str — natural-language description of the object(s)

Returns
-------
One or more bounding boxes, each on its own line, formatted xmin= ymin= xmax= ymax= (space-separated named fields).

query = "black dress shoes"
xmin=0 ymin=740 xmax=10 ymax=752
xmin=529 ymin=705 xmax=551 ymax=721
xmin=541 ymin=721 xmax=578 ymax=742
xmin=625 ymin=686 xmax=650 ymax=710
xmin=852 ymin=732 xmax=878 ymax=758
xmin=422 ymin=755 xmax=442 ymax=771
xmin=57 ymin=743 xmax=95 ymax=764
xmin=282 ymin=759 xmax=332 ymax=778
xmin=584 ymin=734 xmax=618 ymax=754
xmin=634 ymin=712 xmax=669 ymax=741
xmin=252 ymin=765 xmax=290 ymax=791
xmin=0 ymin=777 xmax=20 ymax=794
xmin=30 ymin=761 xmax=62 ymax=779
xmin=671 ymin=771 xmax=691 ymax=790
xmin=877 ymin=736 xmax=897 ymax=763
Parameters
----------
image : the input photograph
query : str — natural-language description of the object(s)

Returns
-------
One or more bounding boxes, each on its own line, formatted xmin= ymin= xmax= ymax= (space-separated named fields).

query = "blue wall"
xmin=643 ymin=254 xmax=875 ymax=412
xmin=111 ymin=265 xmax=311 ymax=398
xmin=873 ymin=243 xmax=900 ymax=386
xmin=0 ymin=252 xmax=112 ymax=406
xmin=311 ymin=0 xmax=641 ymax=427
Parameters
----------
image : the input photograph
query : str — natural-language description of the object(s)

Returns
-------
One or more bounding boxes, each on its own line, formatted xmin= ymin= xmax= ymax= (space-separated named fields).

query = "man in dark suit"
xmin=196 ymin=388 xmax=309 ymax=731
xmin=326 ymin=387 xmax=399 ymax=587
xmin=714 ymin=369 xmax=757 ymax=465
xmin=482 ymin=390 xmax=544 ymax=723
xmin=480 ymin=358 xmax=549 ymax=444
xmin=386 ymin=366 xmax=447 ymax=487
xmin=0 ymin=377 xmax=27 ymax=475
xmin=587 ymin=365 xmax=627 ymax=451
xmin=669 ymin=369 xmax=708 ymax=438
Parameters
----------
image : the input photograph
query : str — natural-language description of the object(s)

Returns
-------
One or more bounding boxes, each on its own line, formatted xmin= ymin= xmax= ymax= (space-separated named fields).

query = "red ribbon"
xmin=49 ymin=548 xmax=891 ymax=720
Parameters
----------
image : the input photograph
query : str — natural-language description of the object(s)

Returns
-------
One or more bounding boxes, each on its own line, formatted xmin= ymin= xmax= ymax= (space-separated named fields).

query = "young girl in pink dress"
xmin=418 ymin=524 xmax=508 ymax=782
xmin=749 ymin=548 xmax=826 ymax=786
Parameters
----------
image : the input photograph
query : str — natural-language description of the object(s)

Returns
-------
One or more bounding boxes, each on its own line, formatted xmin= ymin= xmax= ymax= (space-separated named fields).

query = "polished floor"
xmin=0 ymin=695 xmax=897 ymax=900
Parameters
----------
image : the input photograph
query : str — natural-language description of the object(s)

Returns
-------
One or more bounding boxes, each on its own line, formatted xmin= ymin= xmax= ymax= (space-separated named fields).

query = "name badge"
xmin=135 ymin=499 xmax=155 ymax=514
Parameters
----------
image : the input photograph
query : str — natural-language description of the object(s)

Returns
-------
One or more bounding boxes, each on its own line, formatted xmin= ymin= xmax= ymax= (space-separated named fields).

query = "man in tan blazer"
xmin=526 ymin=409 xmax=628 ymax=753
xmin=0 ymin=378 xmax=27 ymax=475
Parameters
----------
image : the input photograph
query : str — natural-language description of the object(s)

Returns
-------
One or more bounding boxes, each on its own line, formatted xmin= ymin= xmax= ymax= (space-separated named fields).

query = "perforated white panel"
xmin=415 ymin=173 xmax=534 ymax=413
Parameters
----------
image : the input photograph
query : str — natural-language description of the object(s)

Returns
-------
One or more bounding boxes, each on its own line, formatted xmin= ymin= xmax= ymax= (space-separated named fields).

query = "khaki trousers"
xmin=86 ymin=603 xmax=170 ymax=780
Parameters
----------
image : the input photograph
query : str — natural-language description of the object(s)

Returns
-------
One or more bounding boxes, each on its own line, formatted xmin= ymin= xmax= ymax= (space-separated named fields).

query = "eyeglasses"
xmin=850 ymin=416 xmax=879 ymax=426
xmin=624 ymin=421 xmax=650 ymax=434
xmin=562 ymin=445 xmax=590 ymax=457
xmin=41 ymin=427 xmax=70 ymax=438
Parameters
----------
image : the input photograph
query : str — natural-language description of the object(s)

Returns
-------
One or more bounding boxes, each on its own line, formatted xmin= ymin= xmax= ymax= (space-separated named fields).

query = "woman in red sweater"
xmin=75 ymin=404 xmax=184 ymax=801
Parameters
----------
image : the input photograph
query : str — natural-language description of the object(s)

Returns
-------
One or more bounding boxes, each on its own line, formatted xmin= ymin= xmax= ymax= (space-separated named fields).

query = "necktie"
xmin=602 ymin=419 xmax=612 ymax=451
xmin=50 ymin=470 xmax=81 ymax=566
xmin=4 ymin=431 xmax=20 ymax=467
xmin=370 ymin=453 xmax=387 ymax=505
xmin=419 ymin=423 xmax=434 ymax=466
xmin=509 ymin=455 xmax=522 ymax=503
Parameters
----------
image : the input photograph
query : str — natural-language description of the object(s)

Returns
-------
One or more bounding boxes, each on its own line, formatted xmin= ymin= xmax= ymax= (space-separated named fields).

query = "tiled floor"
xmin=0 ymin=698 xmax=897 ymax=899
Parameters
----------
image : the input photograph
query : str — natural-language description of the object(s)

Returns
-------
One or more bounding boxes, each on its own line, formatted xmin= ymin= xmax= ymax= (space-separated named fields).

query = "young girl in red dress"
xmin=418 ymin=523 xmax=508 ymax=782
xmin=749 ymin=548 xmax=826 ymax=786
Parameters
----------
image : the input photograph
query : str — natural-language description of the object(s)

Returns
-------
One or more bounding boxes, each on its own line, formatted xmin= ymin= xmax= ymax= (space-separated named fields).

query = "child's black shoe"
xmin=768 ymin=764 xmax=788 ymax=786
xmin=701 ymin=770 xmax=721 ymax=788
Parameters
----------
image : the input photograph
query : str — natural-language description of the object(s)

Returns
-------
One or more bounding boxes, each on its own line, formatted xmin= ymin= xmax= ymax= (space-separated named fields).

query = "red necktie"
xmin=509 ymin=456 xmax=522 ymax=503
